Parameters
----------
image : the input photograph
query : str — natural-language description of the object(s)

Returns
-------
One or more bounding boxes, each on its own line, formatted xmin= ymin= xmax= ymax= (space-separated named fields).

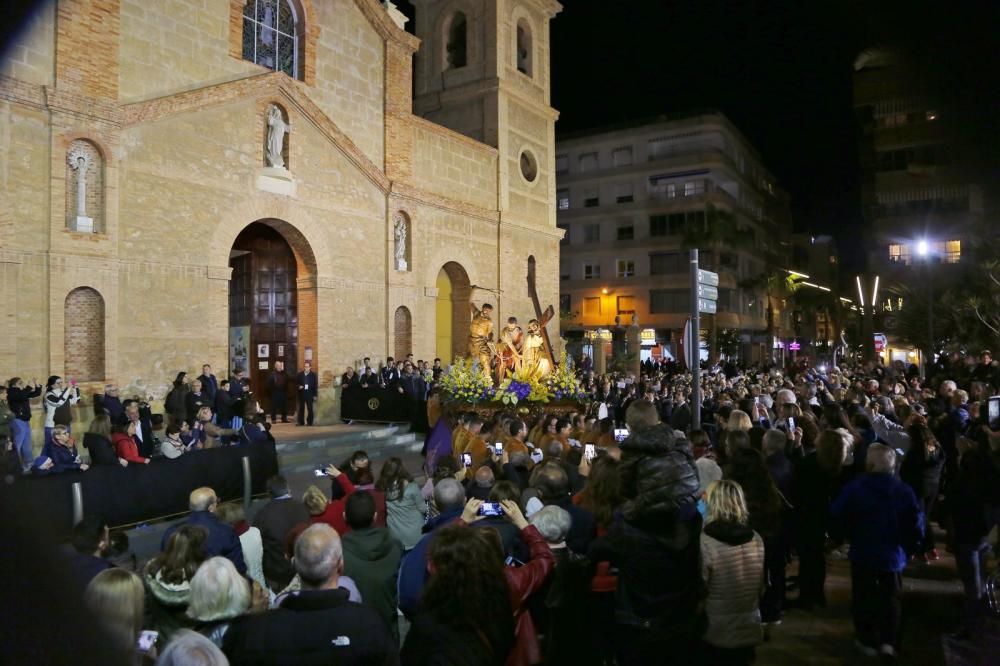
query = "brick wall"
xmin=394 ymin=305 xmax=411 ymax=359
xmin=64 ymin=287 xmax=105 ymax=382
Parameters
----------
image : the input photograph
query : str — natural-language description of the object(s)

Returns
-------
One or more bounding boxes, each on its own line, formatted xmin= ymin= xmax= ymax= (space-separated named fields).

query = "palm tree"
xmin=740 ymin=266 xmax=803 ymax=362
xmin=681 ymin=205 xmax=749 ymax=361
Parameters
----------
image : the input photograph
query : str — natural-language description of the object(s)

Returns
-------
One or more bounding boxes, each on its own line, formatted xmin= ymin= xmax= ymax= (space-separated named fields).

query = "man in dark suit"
xmin=296 ymin=361 xmax=317 ymax=426
xmin=196 ymin=364 xmax=219 ymax=405
xmin=161 ymin=487 xmax=246 ymax=574
xmin=252 ymin=475 xmax=310 ymax=591
xmin=267 ymin=360 xmax=290 ymax=423
xmin=379 ymin=357 xmax=399 ymax=389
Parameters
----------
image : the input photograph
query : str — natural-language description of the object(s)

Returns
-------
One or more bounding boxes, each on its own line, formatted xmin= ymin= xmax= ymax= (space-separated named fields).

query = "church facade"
xmin=0 ymin=0 xmax=562 ymax=422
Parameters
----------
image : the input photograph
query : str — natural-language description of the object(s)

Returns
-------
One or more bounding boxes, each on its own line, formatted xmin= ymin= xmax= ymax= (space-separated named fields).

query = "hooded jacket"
xmin=619 ymin=424 xmax=700 ymax=529
xmin=700 ymin=520 xmax=765 ymax=649
xmin=341 ymin=526 xmax=403 ymax=629
xmin=830 ymin=472 xmax=924 ymax=572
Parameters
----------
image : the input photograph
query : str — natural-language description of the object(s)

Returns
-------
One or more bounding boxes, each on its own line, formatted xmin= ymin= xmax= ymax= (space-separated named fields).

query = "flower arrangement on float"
xmin=545 ymin=352 xmax=588 ymax=402
xmin=439 ymin=353 xmax=585 ymax=406
xmin=437 ymin=358 xmax=495 ymax=404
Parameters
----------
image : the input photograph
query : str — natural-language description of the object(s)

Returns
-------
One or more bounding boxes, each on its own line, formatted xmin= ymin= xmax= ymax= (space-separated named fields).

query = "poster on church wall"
xmin=229 ymin=326 xmax=250 ymax=375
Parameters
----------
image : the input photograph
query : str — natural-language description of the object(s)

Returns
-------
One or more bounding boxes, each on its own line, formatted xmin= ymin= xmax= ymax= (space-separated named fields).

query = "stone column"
xmin=627 ymin=320 xmax=641 ymax=378
xmin=593 ymin=337 xmax=606 ymax=376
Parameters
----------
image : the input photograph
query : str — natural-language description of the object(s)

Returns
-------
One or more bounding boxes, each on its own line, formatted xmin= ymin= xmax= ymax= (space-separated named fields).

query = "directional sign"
xmin=697 ymin=284 xmax=718 ymax=300
xmin=698 ymin=298 xmax=717 ymax=314
xmin=697 ymin=269 xmax=719 ymax=287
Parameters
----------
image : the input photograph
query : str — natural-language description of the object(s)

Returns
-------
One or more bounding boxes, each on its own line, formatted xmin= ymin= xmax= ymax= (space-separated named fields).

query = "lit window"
xmin=243 ymin=0 xmax=301 ymax=79
xmin=616 ymin=260 xmax=635 ymax=278
xmin=583 ymin=297 xmax=601 ymax=316
xmin=666 ymin=183 xmax=676 ymax=198
xmin=617 ymin=295 xmax=636 ymax=315
xmin=888 ymin=243 xmax=911 ymax=265
xmin=583 ymin=263 xmax=601 ymax=280
xmin=684 ymin=181 xmax=704 ymax=196
xmin=557 ymin=189 xmax=569 ymax=210
xmin=943 ymin=240 xmax=961 ymax=263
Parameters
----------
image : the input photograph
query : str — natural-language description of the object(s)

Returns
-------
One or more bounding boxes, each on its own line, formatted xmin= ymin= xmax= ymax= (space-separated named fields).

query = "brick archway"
xmin=65 ymin=287 xmax=105 ymax=382
xmin=436 ymin=261 xmax=471 ymax=362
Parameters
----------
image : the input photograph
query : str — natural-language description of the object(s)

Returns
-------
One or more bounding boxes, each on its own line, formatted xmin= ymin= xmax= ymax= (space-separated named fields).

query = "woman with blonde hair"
xmin=85 ymin=568 xmax=152 ymax=661
xmin=700 ymin=480 xmax=765 ymax=665
xmin=187 ymin=557 xmax=255 ymax=648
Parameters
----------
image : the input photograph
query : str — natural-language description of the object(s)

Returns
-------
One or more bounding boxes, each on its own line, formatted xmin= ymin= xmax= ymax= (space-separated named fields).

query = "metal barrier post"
xmin=242 ymin=456 xmax=252 ymax=512
xmin=72 ymin=481 xmax=84 ymax=526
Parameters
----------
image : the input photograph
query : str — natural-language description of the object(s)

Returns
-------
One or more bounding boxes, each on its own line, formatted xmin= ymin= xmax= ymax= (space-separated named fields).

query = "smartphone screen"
xmin=462 ymin=453 xmax=472 ymax=467
xmin=477 ymin=502 xmax=504 ymax=517
xmin=313 ymin=468 xmax=326 ymax=477
xmin=787 ymin=417 xmax=796 ymax=432
xmin=494 ymin=442 xmax=503 ymax=455
xmin=989 ymin=396 xmax=1000 ymax=429
xmin=585 ymin=443 xmax=596 ymax=461
xmin=137 ymin=630 xmax=158 ymax=653
xmin=614 ymin=428 xmax=629 ymax=443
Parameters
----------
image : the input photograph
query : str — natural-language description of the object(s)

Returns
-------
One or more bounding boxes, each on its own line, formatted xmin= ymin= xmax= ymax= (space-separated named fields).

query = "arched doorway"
xmin=229 ymin=220 xmax=318 ymax=417
xmin=394 ymin=306 xmax=412 ymax=360
xmin=435 ymin=262 xmax=471 ymax=363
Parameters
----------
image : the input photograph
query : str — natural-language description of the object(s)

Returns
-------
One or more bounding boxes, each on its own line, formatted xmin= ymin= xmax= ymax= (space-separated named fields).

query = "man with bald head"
xmin=223 ymin=524 xmax=397 ymax=664
xmin=161 ymin=486 xmax=246 ymax=574
xmin=466 ymin=465 xmax=495 ymax=501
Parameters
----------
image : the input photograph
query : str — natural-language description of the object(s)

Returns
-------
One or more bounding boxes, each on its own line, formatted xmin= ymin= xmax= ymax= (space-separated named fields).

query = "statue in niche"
xmin=393 ymin=213 xmax=408 ymax=270
xmin=266 ymin=105 xmax=290 ymax=169
xmin=68 ymin=148 xmax=90 ymax=219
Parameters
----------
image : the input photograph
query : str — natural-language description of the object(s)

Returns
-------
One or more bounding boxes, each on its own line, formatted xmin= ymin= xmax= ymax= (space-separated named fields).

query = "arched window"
xmin=64 ymin=287 xmax=105 ymax=382
xmin=516 ymin=19 xmax=532 ymax=76
xmin=242 ymin=0 xmax=301 ymax=79
xmin=446 ymin=11 xmax=467 ymax=69
xmin=394 ymin=306 xmax=413 ymax=361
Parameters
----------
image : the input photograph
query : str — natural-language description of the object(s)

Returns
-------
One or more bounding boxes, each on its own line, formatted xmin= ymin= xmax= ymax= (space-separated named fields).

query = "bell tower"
xmin=411 ymin=0 xmax=562 ymax=227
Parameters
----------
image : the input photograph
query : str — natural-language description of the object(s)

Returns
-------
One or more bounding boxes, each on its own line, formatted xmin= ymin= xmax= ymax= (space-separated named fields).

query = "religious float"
xmin=437 ymin=259 xmax=587 ymax=422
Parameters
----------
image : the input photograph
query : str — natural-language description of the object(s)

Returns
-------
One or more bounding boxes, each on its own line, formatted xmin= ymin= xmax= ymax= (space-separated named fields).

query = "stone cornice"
xmin=354 ymin=0 xmax=420 ymax=53
xmin=409 ymin=115 xmax=500 ymax=157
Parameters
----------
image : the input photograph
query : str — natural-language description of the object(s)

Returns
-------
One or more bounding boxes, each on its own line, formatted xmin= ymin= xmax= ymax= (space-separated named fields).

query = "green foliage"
xmin=717 ymin=328 xmax=742 ymax=358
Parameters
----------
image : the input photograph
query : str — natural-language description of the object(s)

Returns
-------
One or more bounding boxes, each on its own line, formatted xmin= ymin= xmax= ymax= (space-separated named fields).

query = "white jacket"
xmin=44 ymin=387 xmax=80 ymax=428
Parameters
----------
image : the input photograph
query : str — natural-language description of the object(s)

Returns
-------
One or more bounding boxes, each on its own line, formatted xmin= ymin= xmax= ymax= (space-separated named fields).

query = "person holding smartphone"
xmin=43 ymin=375 xmax=80 ymax=451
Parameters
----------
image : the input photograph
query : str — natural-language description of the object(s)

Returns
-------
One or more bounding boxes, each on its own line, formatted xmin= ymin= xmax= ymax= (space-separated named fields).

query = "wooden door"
xmin=230 ymin=223 xmax=298 ymax=414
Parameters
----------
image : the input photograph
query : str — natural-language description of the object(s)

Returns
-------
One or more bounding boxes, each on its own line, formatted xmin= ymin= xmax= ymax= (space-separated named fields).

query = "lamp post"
xmin=916 ymin=240 xmax=934 ymax=375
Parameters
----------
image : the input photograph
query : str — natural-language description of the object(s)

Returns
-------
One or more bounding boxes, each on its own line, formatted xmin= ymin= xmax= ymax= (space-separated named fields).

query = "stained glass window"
xmin=243 ymin=0 xmax=300 ymax=79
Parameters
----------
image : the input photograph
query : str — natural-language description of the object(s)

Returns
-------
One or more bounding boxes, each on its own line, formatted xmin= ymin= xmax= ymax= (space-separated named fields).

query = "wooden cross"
xmin=527 ymin=257 xmax=556 ymax=368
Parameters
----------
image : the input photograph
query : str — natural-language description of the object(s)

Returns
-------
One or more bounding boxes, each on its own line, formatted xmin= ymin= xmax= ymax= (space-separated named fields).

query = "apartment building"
xmin=556 ymin=111 xmax=792 ymax=362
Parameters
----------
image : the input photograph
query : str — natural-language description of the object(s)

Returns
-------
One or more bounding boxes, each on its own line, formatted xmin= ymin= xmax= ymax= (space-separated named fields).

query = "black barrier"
xmin=10 ymin=443 xmax=279 ymax=534
xmin=340 ymin=387 xmax=427 ymax=431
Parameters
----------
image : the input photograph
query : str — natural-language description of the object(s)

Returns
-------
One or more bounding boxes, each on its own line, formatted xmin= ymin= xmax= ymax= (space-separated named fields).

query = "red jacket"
xmin=455 ymin=520 xmax=555 ymax=666
xmin=113 ymin=432 xmax=148 ymax=464
xmin=310 ymin=475 xmax=388 ymax=535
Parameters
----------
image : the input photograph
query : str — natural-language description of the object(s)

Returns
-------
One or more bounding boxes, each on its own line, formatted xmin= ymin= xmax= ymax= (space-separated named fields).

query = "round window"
xmin=519 ymin=150 xmax=538 ymax=183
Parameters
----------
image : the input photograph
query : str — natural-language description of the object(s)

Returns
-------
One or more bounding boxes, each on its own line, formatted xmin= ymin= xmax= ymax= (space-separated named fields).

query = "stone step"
xmin=276 ymin=427 xmax=423 ymax=475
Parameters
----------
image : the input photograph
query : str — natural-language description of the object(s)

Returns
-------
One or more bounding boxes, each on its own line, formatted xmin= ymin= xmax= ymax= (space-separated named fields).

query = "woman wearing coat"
xmin=699 ymin=479 xmax=765 ymax=665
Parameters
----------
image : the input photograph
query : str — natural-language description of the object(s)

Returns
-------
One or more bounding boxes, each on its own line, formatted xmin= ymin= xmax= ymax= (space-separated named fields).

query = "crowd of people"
xmin=14 ymin=347 xmax=1000 ymax=664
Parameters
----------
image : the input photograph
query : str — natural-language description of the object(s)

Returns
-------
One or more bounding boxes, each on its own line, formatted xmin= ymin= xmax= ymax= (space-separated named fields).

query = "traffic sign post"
xmin=689 ymin=253 xmax=718 ymax=430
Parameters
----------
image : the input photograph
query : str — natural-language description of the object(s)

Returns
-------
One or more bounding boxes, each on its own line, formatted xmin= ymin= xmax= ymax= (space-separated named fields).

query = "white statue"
xmin=266 ymin=105 xmax=290 ymax=169
xmin=68 ymin=149 xmax=90 ymax=218
xmin=393 ymin=213 xmax=407 ymax=269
